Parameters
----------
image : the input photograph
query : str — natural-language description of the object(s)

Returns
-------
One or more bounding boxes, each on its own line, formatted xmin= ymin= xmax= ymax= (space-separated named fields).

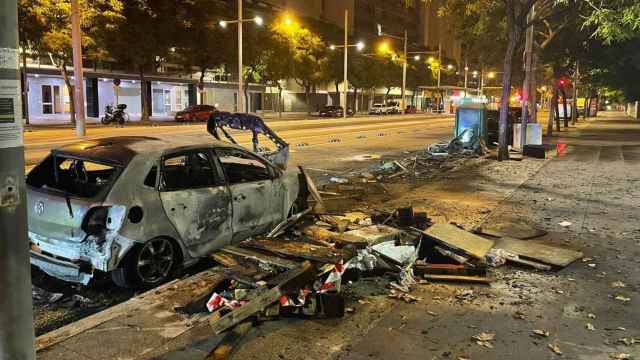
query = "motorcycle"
xmin=101 ymin=104 xmax=129 ymax=125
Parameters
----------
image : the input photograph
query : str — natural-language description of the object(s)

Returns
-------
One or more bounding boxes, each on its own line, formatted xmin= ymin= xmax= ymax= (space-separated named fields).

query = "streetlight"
xmin=218 ymin=0 xmax=263 ymax=113
xmin=329 ymin=9 xmax=365 ymax=118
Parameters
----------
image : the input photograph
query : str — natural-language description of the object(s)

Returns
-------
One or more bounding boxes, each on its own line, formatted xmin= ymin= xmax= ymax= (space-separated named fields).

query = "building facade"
xmin=23 ymin=0 xmax=461 ymax=124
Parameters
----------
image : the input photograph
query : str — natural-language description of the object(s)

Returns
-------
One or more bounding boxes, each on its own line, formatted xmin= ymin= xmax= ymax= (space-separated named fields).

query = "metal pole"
xmin=464 ymin=61 xmax=468 ymax=96
xmin=0 ymin=0 xmax=36 ymax=358
xmin=401 ymin=29 xmax=407 ymax=113
xmin=237 ymin=0 xmax=243 ymax=113
xmin=343 ymin=9 xmax=348 ymax=119
xmin=572 ymin=61 xmax=578 ymax=124
xmin=71 ymin=0 xmax=85 ymax=137
xmin=520 ymin=4 xmax=534 ymax=152
xmin=437 ymin=43 xmax=441 ymax=112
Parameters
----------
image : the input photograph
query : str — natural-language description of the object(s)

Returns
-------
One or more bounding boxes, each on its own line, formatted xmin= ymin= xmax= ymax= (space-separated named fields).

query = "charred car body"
xmin=28 ymin=114 xmax=305 ymax=287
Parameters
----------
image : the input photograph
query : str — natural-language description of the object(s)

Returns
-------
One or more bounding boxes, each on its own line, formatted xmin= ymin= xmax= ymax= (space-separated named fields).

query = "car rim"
xmin=136 ymin=238 xmax=174 ymax=284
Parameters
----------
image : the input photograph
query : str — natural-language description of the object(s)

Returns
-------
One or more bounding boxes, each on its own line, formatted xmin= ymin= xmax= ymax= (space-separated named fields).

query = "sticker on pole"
xmin=0 ymin=78 xmax=23 ymax=149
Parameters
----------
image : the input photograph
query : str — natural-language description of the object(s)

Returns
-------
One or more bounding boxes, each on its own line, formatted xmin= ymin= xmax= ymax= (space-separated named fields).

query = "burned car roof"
xmin=52 ymin=135 xmax=237 ymax=166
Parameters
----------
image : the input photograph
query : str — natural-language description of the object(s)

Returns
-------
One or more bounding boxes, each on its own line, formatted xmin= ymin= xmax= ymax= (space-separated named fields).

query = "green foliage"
xmin=172 ymin=0 xmax=232 ymax=82
xmin=583 ymin=0 xmax=640 ymax=44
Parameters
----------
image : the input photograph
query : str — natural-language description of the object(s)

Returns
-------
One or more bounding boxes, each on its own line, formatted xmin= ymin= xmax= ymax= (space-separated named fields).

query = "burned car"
xmin=27 ymin=115 xmax=306 ymax=288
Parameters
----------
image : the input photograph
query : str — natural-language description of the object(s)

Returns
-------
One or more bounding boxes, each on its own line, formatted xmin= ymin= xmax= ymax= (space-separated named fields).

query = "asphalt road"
xmin=23 ymin=113 xmax=456 ymax=169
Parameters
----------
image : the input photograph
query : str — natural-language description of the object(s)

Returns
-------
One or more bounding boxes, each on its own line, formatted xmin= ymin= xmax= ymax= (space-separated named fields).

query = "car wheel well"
xmin=111 ymin=236 xmax=184 ymax=288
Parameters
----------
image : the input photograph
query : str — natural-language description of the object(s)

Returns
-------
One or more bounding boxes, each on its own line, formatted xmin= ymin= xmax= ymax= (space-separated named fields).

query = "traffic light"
xmin=559 ymin=78 xmax=566 ymax=87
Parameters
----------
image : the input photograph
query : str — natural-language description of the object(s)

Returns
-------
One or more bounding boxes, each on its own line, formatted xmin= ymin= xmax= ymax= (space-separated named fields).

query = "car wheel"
xmin=111 ymin=237 xmax=178 ymax=288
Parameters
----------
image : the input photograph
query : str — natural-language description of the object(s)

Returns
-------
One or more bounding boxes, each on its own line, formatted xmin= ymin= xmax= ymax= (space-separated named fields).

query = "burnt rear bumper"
xmin=30 ymin=250 xmax=93 ymax=285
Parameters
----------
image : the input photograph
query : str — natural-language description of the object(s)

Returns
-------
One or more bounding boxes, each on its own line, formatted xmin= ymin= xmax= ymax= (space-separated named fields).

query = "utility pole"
xmin=71 ymin=0 xmax=86 ymax=137
xmin=0 ymin=0 xmax=36 ymax=359
xmin=237 ymin=0 xmax=243 ymax=113
xmin=401 ymin=30 xmax=407 ymax=113
xmin=571 ymin=61 xmax=579 ymax=125
xmin=342 ymin=9 xmax=348 ymax=119
xmin=520 ymin=4 xmax=535 ymax=152
xmin=464 ymin=61 xmax=468 ymax=96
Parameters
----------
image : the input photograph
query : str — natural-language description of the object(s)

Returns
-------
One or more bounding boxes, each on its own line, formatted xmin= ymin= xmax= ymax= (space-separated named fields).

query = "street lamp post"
xmin=219 ymin=0 xmax=263 ymax=113
xmin=330 ymin=11 xmax=364 ymax=119
xmin=71 ymin=0 xmax=85 ymax=137
xmin=377 ymin=25 xmax=408 ymax=112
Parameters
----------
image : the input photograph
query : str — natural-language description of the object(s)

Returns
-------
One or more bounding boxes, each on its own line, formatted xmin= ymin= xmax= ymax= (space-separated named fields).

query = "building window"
xmin=42 ymin=85 xmax=53 ymax=114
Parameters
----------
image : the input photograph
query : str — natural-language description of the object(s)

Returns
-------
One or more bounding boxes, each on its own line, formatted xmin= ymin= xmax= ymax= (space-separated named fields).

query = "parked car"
xmin=369 ymin=103 xmax=391 ymax=115
xmin=386 ymin=101 xmax=401 ymax=114
xmin=319 ymin=105 xmax=344 ymax=117
xmin=175 ymin=105 xmax=217 ymax=122
xmin=27 ymin=135 xmax=305 ymax=288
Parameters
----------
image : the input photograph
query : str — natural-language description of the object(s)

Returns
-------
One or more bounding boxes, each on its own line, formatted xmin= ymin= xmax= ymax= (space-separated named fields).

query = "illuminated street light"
xmin=219 ymin=20 xmax=227 ymax=28
xmin=472 ymin=70 xmax=479 ymax=76
xmin=447 ymin=64 xmax=454 ymax=70
xmin=414 ymin=54 xmax=420 ymax=61
xmin=254 ymin=16 xmax=263 ymax=26
xmin=377 ymin=40 xmax=391 ymax=54
xmin=464 ymin=66 xmax=469 ymax=71
xmin=488 ymin=71 xmax=496 ymax=79
xmin=356 ymin=41 xmax=365 ymax=51
xmin=329 ymin=44 xmax=336 ymax=50
xmin=427 ymin=56 xmax=435 ymax=63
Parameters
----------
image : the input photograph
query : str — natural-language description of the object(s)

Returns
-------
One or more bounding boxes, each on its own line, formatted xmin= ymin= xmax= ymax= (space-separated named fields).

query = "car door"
xmin=159 ymin=149 xmax=233 ymax=257
xmin=214 ymin=147 xmax=285 ymax=242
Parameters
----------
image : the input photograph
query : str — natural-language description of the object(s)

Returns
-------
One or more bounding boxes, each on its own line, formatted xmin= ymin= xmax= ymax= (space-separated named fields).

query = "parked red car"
xmin=175 ymin=105 xmax=217 ymax=122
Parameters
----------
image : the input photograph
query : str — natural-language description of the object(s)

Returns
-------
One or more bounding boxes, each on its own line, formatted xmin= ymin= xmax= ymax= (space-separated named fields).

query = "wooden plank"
xmin=300 ymin=166 xmax=326 ymax=214
xmin=211 ymin=252 xmax=241 ymax=267
xmin=205 ymin=321 xmax=253 ymax=360
xmin=241 ymin=238 xmax=354 ymax=264
xmin=424 ymin=224 xmax=495 ymax=259
xmin=209 ymin=261 xmax=315 ymax=334
xmin=36 ymin=270 xmax=225 ymax=352
xmin=494 ymin=237 xmax=583 ymax=267
xmin=414 ymin=263 xmax=486 ymax=277
xmin=424 ymin=274 xmax=493 ymax=284
xmin=221 ymin=245 xmax=300 ymax=269
xmin=476 ymin=222 xmax=547 ymax=240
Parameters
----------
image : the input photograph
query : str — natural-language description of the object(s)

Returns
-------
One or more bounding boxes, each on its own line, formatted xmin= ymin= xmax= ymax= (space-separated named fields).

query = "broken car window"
xmin=216 ymin=148 xmax=272 ymax=184
xmin=26 ymin=155 xmax=120 ymax=198
xmin=160 ymin=151 xmax=220 ymax=191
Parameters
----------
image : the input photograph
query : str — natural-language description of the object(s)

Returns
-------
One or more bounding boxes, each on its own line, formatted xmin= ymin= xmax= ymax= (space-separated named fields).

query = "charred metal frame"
xmin=207 ymin=112 xmax=290 ymax=169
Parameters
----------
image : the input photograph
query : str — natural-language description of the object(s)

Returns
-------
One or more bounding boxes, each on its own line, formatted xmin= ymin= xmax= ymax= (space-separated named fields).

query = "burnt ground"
xmin=33 ymin=112 xmax=640 ymax=360
xmin=209 ymin=112 xmax=639 ymax=360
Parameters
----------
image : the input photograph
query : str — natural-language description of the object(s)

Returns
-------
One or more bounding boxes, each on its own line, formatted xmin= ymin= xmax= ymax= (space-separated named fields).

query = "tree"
xmin=262 ymin=35 xmax=295 ymax=117
xmin=272 ymin=20 xmax=327 ymax=114
xmin=17 ymin=0 xmax=46 ymax=124
xmin=172 ymin=0 xmax=232 ymax=104
xmin=583 ymin=0 xmax=640 ymax=44
xmin=349 ymin=55 xmax=384 ymax=111
xmin=20 ymin=0 xmax=122 ymax=124
xmin=99 ymin=0 xmax=173 ymax=122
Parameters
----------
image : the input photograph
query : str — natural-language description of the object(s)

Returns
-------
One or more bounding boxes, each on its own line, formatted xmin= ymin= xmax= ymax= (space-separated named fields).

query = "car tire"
xmin=111 ymin=237 xmax=179 ymax=289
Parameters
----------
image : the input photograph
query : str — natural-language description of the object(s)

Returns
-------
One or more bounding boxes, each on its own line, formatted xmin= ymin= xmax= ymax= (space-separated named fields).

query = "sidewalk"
xmin=36 ymin=112 xmax=639 ymax=360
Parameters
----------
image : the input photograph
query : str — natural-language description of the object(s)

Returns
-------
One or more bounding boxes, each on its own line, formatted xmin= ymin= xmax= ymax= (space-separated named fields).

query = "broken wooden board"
xmin=220 ymin=245 xmax=300 ymax=270
xmin=210 ymin=261 xmax=315 ymax=334
xmin=241 ymin=238 xmax=354 ymax=264
xmin=414 ymin=263 xmax=486 ymax=277
xmin=424 ymin=274 xmax=493 ymax=284
xmin=205 ymin=321 xmax=253 ymax=360
xmin=300 ymin=166 xmax=326 ymax=214
xmin=424 ymin=224 xmax=495 ymax=259
xmin=493 ymin=237 xmax=583 ymax=267
xmin=476 ymin=221 xmax=548 ymax=240
xmin=345 ymin=224 xmax=405 ymax=246
xmin=211 ymin=252 xmax=241 ymax=267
